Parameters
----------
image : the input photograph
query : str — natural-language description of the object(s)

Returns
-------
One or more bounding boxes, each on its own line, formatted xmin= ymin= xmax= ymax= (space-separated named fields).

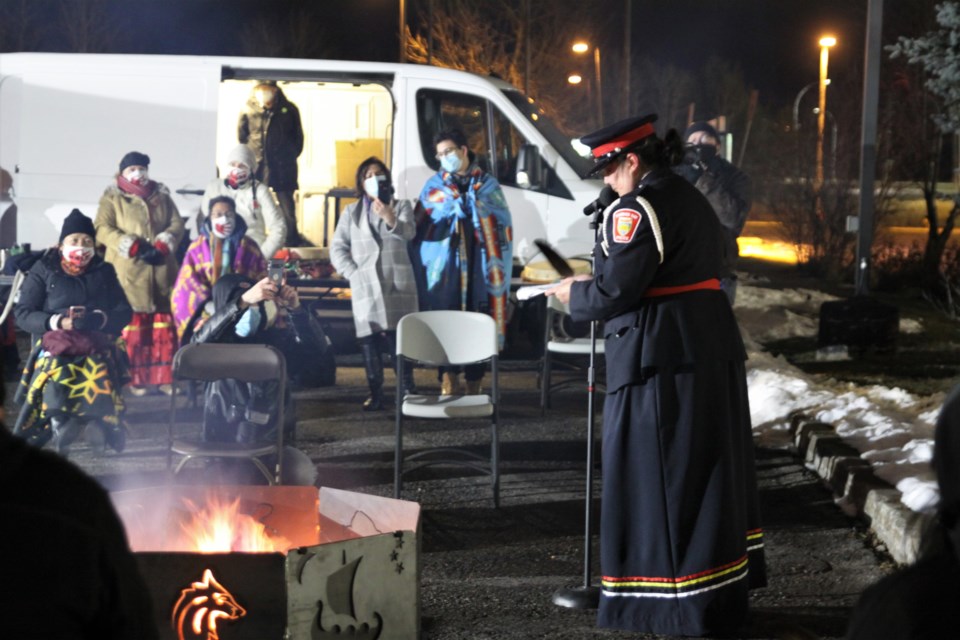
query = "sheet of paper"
xmin=516 ymin=283 xmax=555 ymax=301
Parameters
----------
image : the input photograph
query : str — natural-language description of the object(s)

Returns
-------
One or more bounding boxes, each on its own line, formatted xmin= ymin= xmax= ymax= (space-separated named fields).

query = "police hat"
xmin=580 ymin=114 xmax=658 ymax=176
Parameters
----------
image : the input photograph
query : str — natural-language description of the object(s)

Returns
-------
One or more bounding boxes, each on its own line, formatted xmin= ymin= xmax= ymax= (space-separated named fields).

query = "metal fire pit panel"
xmin=286 ymin=531 xmax=419 ymax=639
xmin=137 ymin=552 xmax=286 ymax=640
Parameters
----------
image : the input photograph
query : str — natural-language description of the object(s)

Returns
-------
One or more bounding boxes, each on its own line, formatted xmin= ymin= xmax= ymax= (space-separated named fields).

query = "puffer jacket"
xmin=14 ymin=250 xmax=133 ymax=338
xmin=94 ymin=183 xmax=185 ymax=313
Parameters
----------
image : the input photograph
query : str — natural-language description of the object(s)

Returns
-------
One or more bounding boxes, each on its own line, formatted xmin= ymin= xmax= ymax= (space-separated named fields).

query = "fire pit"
xmin=111 ymin=486 xmax=420 ymax=640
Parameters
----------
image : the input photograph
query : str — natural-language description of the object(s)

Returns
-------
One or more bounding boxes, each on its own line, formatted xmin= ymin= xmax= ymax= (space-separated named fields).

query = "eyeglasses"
xmin=435 ymin=147 xmax=460 ymax=160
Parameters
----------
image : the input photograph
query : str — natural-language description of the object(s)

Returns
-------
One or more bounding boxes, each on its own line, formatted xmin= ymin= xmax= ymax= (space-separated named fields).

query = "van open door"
xmin=0 ymin=53 xmax=221 ymax=247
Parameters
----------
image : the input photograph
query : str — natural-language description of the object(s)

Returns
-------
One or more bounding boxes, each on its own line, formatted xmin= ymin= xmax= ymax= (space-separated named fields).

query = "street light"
xmin=399 ymin=0 xmax=407 ymax=63
xmin=792 ymin=79 xmax=829 ymax=132
xmin=572 ymin=41 xmax=603 ymax=128
xmin=816 ymin=35 xmax=836 ymax=190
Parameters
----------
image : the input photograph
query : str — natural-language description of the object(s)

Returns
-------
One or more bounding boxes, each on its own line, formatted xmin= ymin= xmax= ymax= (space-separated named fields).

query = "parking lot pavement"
xmin=11 ymin=363 xmax=893 ymax=639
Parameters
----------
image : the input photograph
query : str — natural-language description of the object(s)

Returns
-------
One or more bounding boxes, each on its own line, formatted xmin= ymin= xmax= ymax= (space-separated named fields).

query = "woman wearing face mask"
xmin=171 ymin=195 xmax=267 ymax=342
xmin=330 ymin=157 xmax=418 ymax=410
xmin=95 ymin=151 xmax=185 ymax=397
xmin=13 ymin=209 xmax=133 ymax=455
xmin=413 ymin=129 xmax=513 ymax=396
xmin=201 ymin=144 xmax=287 ymax=260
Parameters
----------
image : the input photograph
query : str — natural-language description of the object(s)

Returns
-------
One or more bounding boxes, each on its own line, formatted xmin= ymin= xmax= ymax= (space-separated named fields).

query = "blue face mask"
xmin=235 ymin=306 xmax=262 ymax=337
xmin=440 ymin=151 xmax=462 ymax=174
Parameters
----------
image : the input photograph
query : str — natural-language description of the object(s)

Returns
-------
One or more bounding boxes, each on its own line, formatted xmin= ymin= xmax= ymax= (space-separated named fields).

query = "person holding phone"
xmin=13 ymin=209 xmax=133 ymax=455
xmin=330 ymin=157 xmax=418 ymax=411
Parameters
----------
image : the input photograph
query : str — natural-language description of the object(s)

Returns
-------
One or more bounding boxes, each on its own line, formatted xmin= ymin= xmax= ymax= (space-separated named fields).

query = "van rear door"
xmin=0 ymin=53 xmax=220 ymax=247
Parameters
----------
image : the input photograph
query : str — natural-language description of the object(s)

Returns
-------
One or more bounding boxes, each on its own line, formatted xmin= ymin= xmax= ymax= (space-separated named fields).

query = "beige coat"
xmin=95 ymin=183 xmax=185 ymax=314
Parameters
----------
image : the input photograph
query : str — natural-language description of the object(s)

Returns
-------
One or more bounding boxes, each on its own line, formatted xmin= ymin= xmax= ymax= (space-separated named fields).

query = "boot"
xmin=49 ymin=415 xmax=84 ymax=455
xmin=360 ymin=340 xmax=384 ymax=411
xmin=440 ymin=371 xmax=461 ymax=396
xmin=104 ymin=423 xmax=127 ymax=453
xmin=401 ymin=365 xmax=418 ymax=396
xmin=464 ymin=378 xmax=482 ymax=395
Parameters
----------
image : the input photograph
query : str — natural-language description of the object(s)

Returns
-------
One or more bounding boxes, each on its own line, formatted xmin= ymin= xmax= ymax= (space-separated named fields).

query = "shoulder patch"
xmin=612 ymin=209 xmax=642 ymax=243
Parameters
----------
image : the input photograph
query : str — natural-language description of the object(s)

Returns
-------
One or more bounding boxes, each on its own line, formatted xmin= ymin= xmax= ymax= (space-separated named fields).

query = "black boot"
xmin=360 ymin=339 xmax=384 ymax=411
xmin=49 ymin=415 xmax=84 ymax=455
xmin=385 ymin=331 xmax=417 ymax=396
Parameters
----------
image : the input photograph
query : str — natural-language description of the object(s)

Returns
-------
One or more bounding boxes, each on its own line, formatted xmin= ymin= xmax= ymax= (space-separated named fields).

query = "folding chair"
xmin=540 ymin=295 xmax=605 ymax=414
xmin=167 ymin=343 xmax=287 ymax=485
xmin=394 ymin=311 xmax=501 ymax=507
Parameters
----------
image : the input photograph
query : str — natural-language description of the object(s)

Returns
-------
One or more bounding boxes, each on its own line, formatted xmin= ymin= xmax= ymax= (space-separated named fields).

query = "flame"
xmin=178 ymin=495 xmax=291 ymax=553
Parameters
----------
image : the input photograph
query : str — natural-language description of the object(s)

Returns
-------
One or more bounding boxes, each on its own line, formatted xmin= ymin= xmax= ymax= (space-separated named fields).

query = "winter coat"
xmin=330 ymin=198 xmax=419 ymax=338
xmin=94 ymin=183 xmax=185 ymax=314
xmin=201 ymin=178 xmax=287 ymax=260
xmin=237 ymin=88 xmax=304 ymax=192
xmin=171 ymin=215 xmax=266 ymax=340
xmin=14 ymin=250 xmax=133 ymax=338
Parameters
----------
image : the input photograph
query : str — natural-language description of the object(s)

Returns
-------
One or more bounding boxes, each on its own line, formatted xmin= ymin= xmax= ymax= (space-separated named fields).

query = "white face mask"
xmin=211 ymin=216 xmax=235 ymax=239
xmin=62 ymin=245 xmax=94 ymax=267
xmin=363 ymin=174 xmax=386 ymax=200
xmin=228 ymin=165 xmax=251 ymax=187
xmin=125 ymin=168 xmax=149 ymax=185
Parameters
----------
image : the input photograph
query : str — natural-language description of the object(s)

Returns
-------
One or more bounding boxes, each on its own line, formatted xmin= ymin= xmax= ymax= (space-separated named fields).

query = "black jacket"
xmin=569 ymin=168 xmax=744 ymax=392
xmin=14 ymin=250 xmax=133 ymax=338
xmin=237 ymin=87 xmax=304 ymax=192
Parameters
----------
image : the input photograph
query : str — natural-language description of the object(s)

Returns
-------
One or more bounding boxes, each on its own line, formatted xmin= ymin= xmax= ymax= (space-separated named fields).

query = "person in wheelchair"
xmin=191 ymin=273 xmax=314 ymax=446
xmin=13 ymin=209 xmax=133 ymax=455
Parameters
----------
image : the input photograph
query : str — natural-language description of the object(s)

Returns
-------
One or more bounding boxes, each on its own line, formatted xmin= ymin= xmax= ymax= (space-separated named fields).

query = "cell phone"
xmin=377 ymin=180 xmax=394 ymax=204
xmin=68 ymin=305 xmax=85 ymax=321
xmin=268 ymin=259 xmax=285 ymax=286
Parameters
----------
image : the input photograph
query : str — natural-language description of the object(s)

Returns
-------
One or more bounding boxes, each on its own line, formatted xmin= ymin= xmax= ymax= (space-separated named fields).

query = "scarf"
xmin=60 ymin=257 xmax=87 ymax=277
xmin=117 ymin=175 xmax=157 ymax=200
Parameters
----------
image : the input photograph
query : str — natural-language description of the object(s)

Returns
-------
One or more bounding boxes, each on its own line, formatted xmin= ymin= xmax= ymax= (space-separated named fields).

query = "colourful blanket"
xmin=416 ymin=166 xmax=513 ymax=347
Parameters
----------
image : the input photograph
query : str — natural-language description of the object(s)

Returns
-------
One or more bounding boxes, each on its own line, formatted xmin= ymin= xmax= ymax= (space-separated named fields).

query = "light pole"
xmin=793 ymin=79 xmax=829 ymax=132
xmin=399 ymin=0 xmax=407 ymax=63
xmin=573 ymin=41 xmax=603 ymax=128
xmin=816 ymin=36 xmax=836 ymax=191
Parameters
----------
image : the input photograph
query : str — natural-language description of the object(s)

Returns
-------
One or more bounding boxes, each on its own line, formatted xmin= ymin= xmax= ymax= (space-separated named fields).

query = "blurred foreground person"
xmin=846 ymin=384 xmax=960 ymax=639
xmin=14 ymin=209 xmax=132 ymax=455
xmin=0 ymin=379 xmax=159 ymax=639
xmin=548 ymin=114 xmax=765 ymax=636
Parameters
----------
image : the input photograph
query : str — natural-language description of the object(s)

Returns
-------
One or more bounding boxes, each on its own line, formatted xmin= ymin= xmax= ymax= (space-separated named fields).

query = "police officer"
xmin=676 ymin=121 xmax=751 ymax=304
xmin=548 ymin=114 xmax=766 ymax=637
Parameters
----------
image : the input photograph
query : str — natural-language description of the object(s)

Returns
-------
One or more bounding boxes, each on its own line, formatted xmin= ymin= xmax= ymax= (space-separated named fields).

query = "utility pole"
xmin=856 ymin=0 xmax=884 ymax=295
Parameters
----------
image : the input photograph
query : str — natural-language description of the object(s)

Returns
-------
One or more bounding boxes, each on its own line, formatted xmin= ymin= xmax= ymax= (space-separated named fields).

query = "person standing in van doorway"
xmin=674 ymin=122 xmax=751 ymax=305
xmin=238 ymin=81 xmax=304 ymax=247
xmin=95 ymin=151 xmax=185 ymax=398
xmin=202 ymin=144 xmax=287 ymax=260
xmin=414 ymin=128 xmax=513 ymax=396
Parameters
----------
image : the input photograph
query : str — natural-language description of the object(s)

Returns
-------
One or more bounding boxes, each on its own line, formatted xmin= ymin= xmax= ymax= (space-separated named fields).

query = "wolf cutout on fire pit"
xmin=111 ymin=485 xmax=420 ymax=640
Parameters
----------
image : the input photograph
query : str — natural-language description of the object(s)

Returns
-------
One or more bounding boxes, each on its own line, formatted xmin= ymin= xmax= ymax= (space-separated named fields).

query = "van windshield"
xmin=501 ymin=90 xmax=595 ymax=179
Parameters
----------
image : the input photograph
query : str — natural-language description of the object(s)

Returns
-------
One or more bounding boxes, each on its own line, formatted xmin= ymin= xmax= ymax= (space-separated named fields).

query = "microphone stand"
xmin=551 ymin=207 xmax=604 ymax=610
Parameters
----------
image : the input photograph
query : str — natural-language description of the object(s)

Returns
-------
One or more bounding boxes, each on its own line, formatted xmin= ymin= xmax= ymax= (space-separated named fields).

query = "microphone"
xmin=582 ymin=186 xmax=616 ymax=217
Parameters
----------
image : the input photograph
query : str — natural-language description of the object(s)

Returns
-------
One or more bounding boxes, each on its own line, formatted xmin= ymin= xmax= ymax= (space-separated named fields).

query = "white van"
xmin=0 ymin=52 xmax=602 ymax=263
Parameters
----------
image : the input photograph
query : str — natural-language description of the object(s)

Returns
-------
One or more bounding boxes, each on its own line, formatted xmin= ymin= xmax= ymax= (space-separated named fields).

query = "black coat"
xmin=237 ymin=87 xmax=304 ymax=192
xmin=14 ymin=250 xmax=133 ymax=338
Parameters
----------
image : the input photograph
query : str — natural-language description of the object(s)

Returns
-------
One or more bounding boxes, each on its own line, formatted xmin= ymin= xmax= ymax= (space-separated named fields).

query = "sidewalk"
xmin=26 ymin=361 xmax=894 ymax=639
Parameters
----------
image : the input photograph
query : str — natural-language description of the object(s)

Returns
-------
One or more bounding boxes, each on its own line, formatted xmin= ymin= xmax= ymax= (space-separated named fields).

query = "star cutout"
xmin=395 ymin=562 xmax=404 ymax=574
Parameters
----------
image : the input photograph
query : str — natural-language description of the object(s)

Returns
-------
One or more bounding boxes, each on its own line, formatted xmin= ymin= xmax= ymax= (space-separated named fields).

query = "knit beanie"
xmin=683 ymin=122 xmax=720 ymax=142
xmin=60 ymin=208 xmax=96 ymax=242
xmin=226 ymin=144 xmax=258 ymax=173
xmin=119 ymin=151 xmax=151 ymax=172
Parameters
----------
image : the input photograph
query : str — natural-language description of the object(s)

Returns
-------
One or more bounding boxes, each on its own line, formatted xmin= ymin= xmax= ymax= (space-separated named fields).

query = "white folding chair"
xmin=167 ymin=343 xmax=287 ymax=485
xmin=394 ymin=311 xmax=501 ymax=507
xmin=540 ymin=295 xmax=605 ymax=414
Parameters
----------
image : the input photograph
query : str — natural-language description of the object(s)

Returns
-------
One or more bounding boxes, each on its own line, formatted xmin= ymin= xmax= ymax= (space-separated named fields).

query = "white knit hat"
xmin=225 ymin=144 xmax=257 ymax=173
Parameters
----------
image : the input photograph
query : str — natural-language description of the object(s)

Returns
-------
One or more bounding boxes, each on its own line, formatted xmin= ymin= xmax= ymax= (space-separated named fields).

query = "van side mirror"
xmin=515 ymin=144 xmax=543 ymax=189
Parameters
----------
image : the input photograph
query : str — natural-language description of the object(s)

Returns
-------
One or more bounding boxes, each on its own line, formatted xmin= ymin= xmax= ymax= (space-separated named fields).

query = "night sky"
xmin=3 ymin=0 xmax=873 ymax=109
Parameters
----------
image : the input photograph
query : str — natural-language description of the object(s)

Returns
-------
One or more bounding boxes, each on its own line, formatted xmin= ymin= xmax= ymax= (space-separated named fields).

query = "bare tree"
xmin=631 ymin=56 xmax=696 ymax=133
xmin=241 ymin=2 xmax=332 ymax=59
xmin=57 ymin=0 xmax=121 ymax=53
xmin=0 ymin=0 xmax=44 ymax=52
xmin=404 ymin=0 xmax=594 ymax=135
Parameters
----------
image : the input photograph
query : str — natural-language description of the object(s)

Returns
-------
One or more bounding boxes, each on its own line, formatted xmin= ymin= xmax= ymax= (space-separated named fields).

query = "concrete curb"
xmin=789 ymin=415 xmax=935 ymax=565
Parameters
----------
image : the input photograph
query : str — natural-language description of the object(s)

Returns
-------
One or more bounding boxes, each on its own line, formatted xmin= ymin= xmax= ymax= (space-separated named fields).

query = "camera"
xmin=68 ymin=305 xmax=85 ymax=321
xmin=377 ymin=180 xmax=394 ymax=204
xmin=268 ymin=259 xmax=285 ymax=286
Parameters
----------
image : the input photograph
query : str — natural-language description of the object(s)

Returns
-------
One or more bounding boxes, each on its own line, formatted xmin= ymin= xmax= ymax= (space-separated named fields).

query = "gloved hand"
xmin=675 ymin=162 xmax=703 ymax=185
xmin=73 ymin=308 xmax=104 ymax=331
xmin=137 ymin=244 xmax=167 ymax=265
